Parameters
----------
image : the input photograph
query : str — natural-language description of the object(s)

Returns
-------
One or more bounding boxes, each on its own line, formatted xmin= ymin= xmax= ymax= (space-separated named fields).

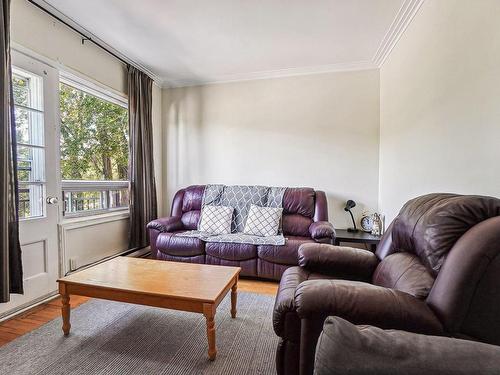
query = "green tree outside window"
xmin=59 ymin=83 xmax=128 ymax=181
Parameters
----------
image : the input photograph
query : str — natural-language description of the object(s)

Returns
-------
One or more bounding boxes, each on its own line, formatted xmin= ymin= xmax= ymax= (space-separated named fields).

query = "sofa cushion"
xmin=258 ymin=236 xmax=315 ymax=266
xmin=206 ymin=255 xmax=257 ymax=277
xmin=282 ymin=214 xmax=313 ymax=237
xmin=181 ymin=185 xmax=204 ymax=212
xmin=283 ymin=188 xmax=315 ymax=218
xmin=181 ymin=210 xmax=201 ymax=230
xmin=156 ymin=231 xmax=205 ymax=257
xmin=205 ymin=242 xmax=257 ymax=261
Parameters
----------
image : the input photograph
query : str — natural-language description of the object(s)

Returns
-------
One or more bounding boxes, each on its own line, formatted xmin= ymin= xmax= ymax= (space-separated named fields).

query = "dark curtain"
xmin=127 ymin=65 xmax=157 ymax=249
xmin=1 ymin=0 xmax=23 ymax=303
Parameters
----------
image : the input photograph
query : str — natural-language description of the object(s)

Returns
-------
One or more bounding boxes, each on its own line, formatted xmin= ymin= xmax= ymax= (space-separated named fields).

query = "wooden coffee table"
xmin=57 ymin=257 xmax=241 ymax=360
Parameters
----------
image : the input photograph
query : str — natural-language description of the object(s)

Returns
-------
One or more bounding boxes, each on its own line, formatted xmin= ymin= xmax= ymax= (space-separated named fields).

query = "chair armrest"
xmin=272 ymin=267 xmax=311 ymax=337
xmin=295 ymin=279 xmax=443 ymax=375
xmin=315 ymin=317 xmax=500 ymax=375
xmin=147 ymin=216 xmax=184 ymax=233
xmin=295 ymin=279 xmax=443 ymax=334
xmin=309 ymin=221 xmax=335 ymax=241
xmin=298 ymin=243 xmax=378 ymax=281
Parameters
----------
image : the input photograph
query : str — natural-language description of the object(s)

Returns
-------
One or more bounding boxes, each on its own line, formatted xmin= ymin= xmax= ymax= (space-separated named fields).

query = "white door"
xmin=0 ymin=51 xmax=60 ymax=316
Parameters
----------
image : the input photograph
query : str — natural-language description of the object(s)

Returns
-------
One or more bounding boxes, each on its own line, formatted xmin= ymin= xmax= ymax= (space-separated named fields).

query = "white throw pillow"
xmin=243 ymin=204 xmax=283 ymax=237
xmin=198 ymin=205 xmax=234 ymax=234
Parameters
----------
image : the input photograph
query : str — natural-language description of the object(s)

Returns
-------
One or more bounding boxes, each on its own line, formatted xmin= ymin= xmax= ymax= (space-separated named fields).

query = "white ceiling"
xmin=38 ymin=0 xmax=421 ymax=87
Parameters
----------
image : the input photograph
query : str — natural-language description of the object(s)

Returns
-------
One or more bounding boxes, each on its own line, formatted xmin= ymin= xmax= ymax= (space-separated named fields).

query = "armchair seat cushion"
xmin=372 ymin=252 xmax=435 ymax=299
xmin=205 ymin=242 xmax=257 ymax=261
xmin=156 ymin=231 xmax=205 ymax=257
xmin=258 ymin=236 xmax=315 ymax=266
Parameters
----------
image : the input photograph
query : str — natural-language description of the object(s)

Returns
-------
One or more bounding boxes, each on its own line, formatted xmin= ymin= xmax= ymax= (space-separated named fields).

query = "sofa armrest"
xmin=298 ymin=243 xmax=378 ymax=281
xmin=315 ymin=317 xmax=500 ymax=375
xmin=295 ymin=279 xmax=443 ymax=334
xmin=147 ymin=216 xmax=184 ymax=233
xmin=309 ymin=221 xmax=335 ymax=241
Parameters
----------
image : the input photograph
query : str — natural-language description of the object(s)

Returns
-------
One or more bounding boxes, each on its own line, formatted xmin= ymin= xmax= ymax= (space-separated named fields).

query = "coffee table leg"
xmin=60 ymin=283 xmax=71 ymax=336
xmin=203 ymin=303 xmax=217 ymax=361
xmin=231 ymin=278 xmax=238 ymax=319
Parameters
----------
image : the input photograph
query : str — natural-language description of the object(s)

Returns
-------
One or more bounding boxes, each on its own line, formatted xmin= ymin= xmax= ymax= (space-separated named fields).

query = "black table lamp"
xmin=344 ymin=200 xmax=358 ymax=232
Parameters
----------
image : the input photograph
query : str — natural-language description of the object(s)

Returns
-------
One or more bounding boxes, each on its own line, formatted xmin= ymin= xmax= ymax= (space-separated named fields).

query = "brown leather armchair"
xmin=273 ymin=193 xmax=500 ymax=375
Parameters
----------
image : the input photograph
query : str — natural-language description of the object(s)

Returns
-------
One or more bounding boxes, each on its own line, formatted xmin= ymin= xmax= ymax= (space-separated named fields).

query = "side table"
xmin=333 ymin=229 xmax=382 ymax=252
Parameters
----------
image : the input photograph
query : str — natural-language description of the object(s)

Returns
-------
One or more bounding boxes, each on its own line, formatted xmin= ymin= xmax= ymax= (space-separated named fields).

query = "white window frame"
xmin=59 ymin=71 xmax=129 ymax=218
xmin=12 ymin=67 xmax=46 ymax=220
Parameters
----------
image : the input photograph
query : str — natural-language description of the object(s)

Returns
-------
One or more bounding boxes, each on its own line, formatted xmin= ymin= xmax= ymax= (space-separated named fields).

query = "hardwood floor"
xmin=0 ymin=278 xmax=278 ymax=347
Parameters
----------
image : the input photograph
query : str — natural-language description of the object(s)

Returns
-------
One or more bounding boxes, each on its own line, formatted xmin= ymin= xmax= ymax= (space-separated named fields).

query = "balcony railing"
xmin=62 ymin=180 xmax=129 ymax=218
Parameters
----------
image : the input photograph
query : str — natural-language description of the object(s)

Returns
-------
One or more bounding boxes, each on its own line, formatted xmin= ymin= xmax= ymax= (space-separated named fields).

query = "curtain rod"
xmin=27 ymin=0 xmax=128 ymax=67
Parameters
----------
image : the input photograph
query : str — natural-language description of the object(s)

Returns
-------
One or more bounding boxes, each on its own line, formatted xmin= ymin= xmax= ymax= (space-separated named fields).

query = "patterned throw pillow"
xmin=243 ymin=204 xmax=283 ymax=237
xmin=198 ymin=205 xmax=234 ymax=234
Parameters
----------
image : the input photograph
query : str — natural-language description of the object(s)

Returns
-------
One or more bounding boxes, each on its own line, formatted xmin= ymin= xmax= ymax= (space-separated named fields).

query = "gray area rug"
xmin=0 ymin=292 xmax=278 ymax=374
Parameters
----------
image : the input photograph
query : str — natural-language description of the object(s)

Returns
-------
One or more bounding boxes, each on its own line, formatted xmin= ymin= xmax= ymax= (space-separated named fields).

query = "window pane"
xmin=12 ymin=70 xmax=43 ymax=111
xmin=109 ymin=188 xmax=129 ymax=209
xmin=64 ymin=190 xmax=105 ymax=214
xmin=14 ymin=106 xmax=44 ymax=146
xmin=60 ymin=82 xmax=128 ymax=181
xmin=19 ymin=184 xmax=44 ymax=219
xmin=63 ymin=188 xmax=129 ymax=216
xmin=13 ymin=68 xmax=45 ymax=220
xmin=12 ymin=75 xmax=30 ymax=107
xmin=17 ymin=146 xmax=45 ymax=183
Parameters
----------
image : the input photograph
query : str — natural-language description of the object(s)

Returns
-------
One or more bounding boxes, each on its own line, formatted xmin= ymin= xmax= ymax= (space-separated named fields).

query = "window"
xmin=13 ymin=68 xmax=45 ymax=219
xmin=59 ymin=76 xmax=129 ymax=217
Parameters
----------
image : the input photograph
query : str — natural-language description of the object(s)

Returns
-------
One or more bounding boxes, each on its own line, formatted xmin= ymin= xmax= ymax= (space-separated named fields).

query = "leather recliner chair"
xmin=273 ymin=193 xmax=500 ymax=375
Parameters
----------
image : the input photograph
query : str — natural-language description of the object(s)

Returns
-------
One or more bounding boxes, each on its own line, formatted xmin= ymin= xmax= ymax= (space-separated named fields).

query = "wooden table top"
xmin=57 ymin=257 xmax=241 ymax=304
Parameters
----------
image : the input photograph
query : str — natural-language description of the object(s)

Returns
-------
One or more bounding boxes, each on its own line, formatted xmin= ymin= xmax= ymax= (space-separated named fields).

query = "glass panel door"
xmin=12 ymin=68 xmax=46 ymax=219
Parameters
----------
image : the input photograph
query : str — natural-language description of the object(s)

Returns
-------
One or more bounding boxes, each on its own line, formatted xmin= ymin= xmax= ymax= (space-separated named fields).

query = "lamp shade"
xmin=344 ymin=200 xmax=356 ymax=211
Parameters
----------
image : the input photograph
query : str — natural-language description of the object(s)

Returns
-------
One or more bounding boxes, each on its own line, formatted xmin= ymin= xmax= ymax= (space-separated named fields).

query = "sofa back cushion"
xmin=171 ymin=185 xmax=205 ymax=230
xmin=173 ymin=185 xmax=323 ymax=235
xmin=372 ymin=252 xmax=435 ymax=299
xmin=282 ymin=188 xmax=315 ymax=236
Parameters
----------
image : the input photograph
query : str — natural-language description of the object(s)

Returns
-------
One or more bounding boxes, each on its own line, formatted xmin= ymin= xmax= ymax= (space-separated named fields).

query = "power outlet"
xmin=69 ymin=258 xmax=77 ymax=272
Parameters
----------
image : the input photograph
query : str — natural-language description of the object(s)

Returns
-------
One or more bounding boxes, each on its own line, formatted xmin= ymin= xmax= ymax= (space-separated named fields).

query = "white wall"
xmin=379 ymin=0 xmax=500 ymax=222
xmin=11 ymin=0 xmax=126 ymax=93
xmin=10 ymin=0 xmax=164 ymax=271
xmin=163 ymin=70 xmax=380 ymax=228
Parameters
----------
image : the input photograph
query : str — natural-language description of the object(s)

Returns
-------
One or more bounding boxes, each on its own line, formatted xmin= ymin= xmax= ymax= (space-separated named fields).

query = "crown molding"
xmin=30 ymin=0 xmax=424 ymax=89
xmin=162 ymin=60 xmax=378 ymax=88
xmin=163 ymin=0 xmax=426 ymax=88
xmin=29 ymin=0 xmax=164 ymax=85
xmin=372 ymin=0 xmax=425 ymax=67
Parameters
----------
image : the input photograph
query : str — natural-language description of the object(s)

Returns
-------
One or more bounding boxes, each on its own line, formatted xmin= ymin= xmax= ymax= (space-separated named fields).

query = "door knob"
xmin=46 ymin=196 xmax=59 ymax=205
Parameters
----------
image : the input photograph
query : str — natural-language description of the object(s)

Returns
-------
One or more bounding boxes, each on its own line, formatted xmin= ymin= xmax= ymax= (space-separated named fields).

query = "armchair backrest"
xmin=374 ymin=193 xmax=500 ymax=344
xmin=170 ymin=185 xmax=329 ymax=236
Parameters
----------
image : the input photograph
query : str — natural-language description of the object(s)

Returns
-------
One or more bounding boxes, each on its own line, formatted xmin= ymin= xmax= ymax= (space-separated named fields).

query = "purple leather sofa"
xmin=147 ymin=185 xmax=335 ymax=280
